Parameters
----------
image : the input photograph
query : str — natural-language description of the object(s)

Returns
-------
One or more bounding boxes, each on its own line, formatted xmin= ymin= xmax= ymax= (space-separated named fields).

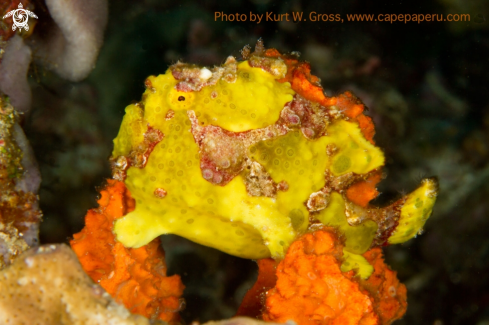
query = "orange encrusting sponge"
xmin=260 ymin=229 xmax=407 ymax=325
xmin=360 ymin=248 xmax=407 ymax=325
xmin=346 ymin=172 xmax=382 ymax=207
xmin=266 ymin=49 xmax=376 ymax=145
xmin=236 ymin=258 xmax=278 ymax=318
xmin=70 ymin=180 xmax=184 ymax=323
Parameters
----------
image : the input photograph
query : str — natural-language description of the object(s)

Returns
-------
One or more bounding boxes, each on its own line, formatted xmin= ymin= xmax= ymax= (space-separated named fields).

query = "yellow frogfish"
xmin=71 ymin=40 xmax=438 ymax=325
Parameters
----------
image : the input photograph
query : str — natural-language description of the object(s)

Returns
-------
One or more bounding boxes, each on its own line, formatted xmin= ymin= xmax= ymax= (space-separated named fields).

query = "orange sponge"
xmin=236 ymin=258 xmax=278 ymax=318
xmin=360 ymin=248 xmax=407 ymax=325
xmin=265 ymin=49 xmax=376 ymax=144
xmin=70 ymin=180 xmax=184 ymax=323
xmin=259 ymin=229 xmax=406 ymax=325
xmin=346 ymin=172 xmax=382 ymax=207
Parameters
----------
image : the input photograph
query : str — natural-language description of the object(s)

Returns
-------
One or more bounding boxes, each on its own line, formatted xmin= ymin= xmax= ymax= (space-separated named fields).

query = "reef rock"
xmin=0 ymin=244 xmax=157 ymax=325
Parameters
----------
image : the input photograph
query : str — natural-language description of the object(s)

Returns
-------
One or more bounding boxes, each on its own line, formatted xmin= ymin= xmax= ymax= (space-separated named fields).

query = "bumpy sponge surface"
xmin=262 ymin=229 xmax=407 ymax=325
xmin=71 ymin=180 xmax=184 ymax=323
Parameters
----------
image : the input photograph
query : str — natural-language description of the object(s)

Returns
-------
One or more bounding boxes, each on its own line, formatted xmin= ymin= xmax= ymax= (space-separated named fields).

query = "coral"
xmin=1 ymin=0 xmax=107 ymax=118
xmin=0 ymin=95 xmax=42 ymax=268
xmin=70 ymin=179 xmax=185 ymax=323
xmin=110 ymin=41 xmax=437 ymax=269
xmin=0 ymin=222 xmax=28 ymax=269
xmin=0 ymin=35 xmax=32 ymax=114
xmin=29 ymin=0 xmax=108 ymax=81
xmin=261 ymin=229 xmax=406 ymax=325
xmin=1 ymin=1 xmax=35 ymax=117
xmin=0 ymin=97 xmax=23 ymax=180
xmin=11 ymin=121 xmax=40 ymax=195
xmin=0 ymin=244 xmax=159 ymax=325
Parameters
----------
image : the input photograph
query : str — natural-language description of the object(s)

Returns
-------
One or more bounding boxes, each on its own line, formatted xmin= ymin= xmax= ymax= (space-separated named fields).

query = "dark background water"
xmin=26 ymin=0 xmax=489 ymax=324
